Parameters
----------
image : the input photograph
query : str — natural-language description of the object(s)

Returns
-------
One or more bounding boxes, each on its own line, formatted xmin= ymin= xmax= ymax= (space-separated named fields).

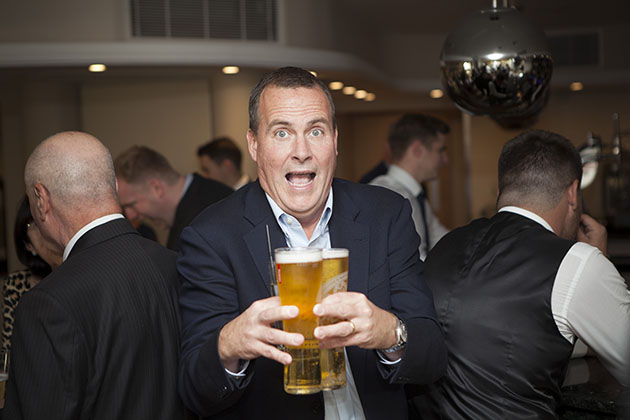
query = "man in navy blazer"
xmin=177 ymin=67 xmax=447 ymax=419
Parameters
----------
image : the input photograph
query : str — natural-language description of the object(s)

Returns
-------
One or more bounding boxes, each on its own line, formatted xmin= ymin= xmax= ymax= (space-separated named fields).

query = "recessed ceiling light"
xmin=365 ymin=93 xmax=376 ymax=102
xmin=342 ymin=86 xmax=356 ymax=95
xmin=329 ymin=81 xmax=344 ymax=90
xmin=88 ymin=64 xmax=106 ymax=73
xmin=570 ymin=81 xmax=584 ymax=91
xmin=309 ymin=71 xmax=318 ymax=77
xmin=486 ymin=52 xmax=504 ymax=60
xmin=354 ymin=89 xmax=368 ymax=99
xmin=430 ymin=89 xmax=444 ymax=99
xmin=222 ymin=66 xmax=240 ymax=75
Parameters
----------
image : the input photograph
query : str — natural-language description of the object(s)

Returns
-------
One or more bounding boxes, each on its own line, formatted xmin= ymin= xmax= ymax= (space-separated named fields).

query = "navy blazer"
xmin=177 ymin=179 xmax=446 ymax=419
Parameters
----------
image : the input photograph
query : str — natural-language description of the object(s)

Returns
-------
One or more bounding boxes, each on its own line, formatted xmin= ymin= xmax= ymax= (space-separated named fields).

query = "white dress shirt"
xmin=63 ymin=214 xmax=125 ymax=261
xmin=370 ymin=165 xmax=448 ymax=260
xmin=499 ymin=206 xmax=630 ymax=386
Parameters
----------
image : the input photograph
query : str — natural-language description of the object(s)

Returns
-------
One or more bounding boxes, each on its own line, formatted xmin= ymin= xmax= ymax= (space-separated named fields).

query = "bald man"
xmin=4 ymin=132 xmax=188 ymax=419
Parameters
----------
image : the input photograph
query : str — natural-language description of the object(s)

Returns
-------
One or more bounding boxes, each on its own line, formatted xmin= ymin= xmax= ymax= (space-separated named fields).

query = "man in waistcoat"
xmin=414 ymin=130 xmax=629 ymax=418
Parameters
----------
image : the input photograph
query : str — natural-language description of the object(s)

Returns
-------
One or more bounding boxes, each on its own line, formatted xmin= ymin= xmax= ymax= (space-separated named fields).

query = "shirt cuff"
xmin=224 ymin=360 xmax=250 ymax=377
xmin=376 ymin=350 xmax=402 ymax=365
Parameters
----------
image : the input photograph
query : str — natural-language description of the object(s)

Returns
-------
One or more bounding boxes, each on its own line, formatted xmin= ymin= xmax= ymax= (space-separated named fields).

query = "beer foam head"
xmin=323 ymin=248 xmax=349 ymax=259
xmin=274 ymin=247 xmax=322 ymax=264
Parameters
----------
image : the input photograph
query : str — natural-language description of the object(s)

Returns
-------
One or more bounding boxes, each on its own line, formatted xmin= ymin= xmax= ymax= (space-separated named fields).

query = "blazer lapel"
xmin=243 ymin=182 xmax=287 ymax=296
xmin=328 ymin=180 xmax=371 ymax=395
xmin=329 ymin=183 xmax=369 ymax=294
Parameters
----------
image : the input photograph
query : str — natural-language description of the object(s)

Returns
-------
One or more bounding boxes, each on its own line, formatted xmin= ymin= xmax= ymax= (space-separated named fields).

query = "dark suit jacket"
xmin=167 ymin=173 xmax=233 ymax=251
xmin=4 ymin=218 xmax=189 ymax=420
xmin=177 ymin=179 xmax=446 ymax=419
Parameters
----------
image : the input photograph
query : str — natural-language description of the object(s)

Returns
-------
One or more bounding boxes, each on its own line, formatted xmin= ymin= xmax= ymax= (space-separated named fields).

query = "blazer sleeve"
xmin=177 ymin=225 xmax=253 ymax=417
xmin=4 ymin=289 xmax=87 ymax=419
xmin=376 ymin=198 xmax=447 ymax=385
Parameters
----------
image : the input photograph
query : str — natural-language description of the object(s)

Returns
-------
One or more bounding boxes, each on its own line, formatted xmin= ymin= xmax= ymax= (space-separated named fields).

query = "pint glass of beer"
xmin=274 ymin=247 xmax=323 ymax=395
xmin=319 ymin=248 xmax=349 ymax=390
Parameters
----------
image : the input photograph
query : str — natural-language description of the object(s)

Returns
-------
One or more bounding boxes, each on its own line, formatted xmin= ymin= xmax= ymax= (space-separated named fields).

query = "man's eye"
xmin=311 ymin=128 xmax=323 ymax=137
xmin=276 ymin=130 xmax=288 ymax=138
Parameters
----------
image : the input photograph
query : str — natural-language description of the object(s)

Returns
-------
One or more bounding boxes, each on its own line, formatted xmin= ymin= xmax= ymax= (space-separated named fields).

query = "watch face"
xmin=397 ymin=318 xmax=407 ymax=347
xmin=400 ymin=321 xmax=407 ymax=343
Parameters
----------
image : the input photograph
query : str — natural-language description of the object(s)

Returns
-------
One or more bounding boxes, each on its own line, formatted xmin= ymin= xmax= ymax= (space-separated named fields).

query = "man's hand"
xmin=578 ymin=213 xmax=607 ymax=255
xmin=218 ymin=296 xmax=304 ymax=372
xmin=312 ymin=292 xmax=398 ymax=352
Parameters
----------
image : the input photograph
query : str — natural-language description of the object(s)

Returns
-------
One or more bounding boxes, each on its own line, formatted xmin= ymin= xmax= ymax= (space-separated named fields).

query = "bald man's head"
xmin=25 ymin=131 xmax=118 ymax=213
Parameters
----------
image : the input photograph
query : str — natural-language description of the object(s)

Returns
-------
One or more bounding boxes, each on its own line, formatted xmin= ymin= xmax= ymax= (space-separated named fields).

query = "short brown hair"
xmin=197 ymin=137 xmax=242 ymax=171
xmin=388 ymin=114 xmax=450 ymax=161
xmin=114 ymin=145 xmax=179 ymax=185
xmin=497 ymin=130 xmax=582 ymax=209
xmin=248 ymin=66 xmax=336 ymax=134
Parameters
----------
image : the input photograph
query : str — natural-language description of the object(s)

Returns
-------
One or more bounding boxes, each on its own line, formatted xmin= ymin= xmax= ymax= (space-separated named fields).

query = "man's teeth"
xmin=287 ymin=173 xmax=315 ymax=185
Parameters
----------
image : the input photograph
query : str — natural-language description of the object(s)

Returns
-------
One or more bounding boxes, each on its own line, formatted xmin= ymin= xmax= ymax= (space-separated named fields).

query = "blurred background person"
xmin=2 ymin=195 xmax=62 ymax=351
xmin=115 ymin=145 xmax=233 ymax=251
xmin=197 ymin=136 xmax=250 ymax=190
xmin=370 ymin=114 xmax=450 ymax=260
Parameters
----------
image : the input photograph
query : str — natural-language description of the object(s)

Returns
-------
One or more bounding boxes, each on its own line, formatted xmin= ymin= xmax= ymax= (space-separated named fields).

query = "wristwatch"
xmin=383 ymin=315 xmax=407 ymax=353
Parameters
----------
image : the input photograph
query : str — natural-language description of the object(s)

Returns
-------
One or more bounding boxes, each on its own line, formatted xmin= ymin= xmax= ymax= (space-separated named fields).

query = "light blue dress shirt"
xmin=265 ymin=188 xmax=366 ymax=420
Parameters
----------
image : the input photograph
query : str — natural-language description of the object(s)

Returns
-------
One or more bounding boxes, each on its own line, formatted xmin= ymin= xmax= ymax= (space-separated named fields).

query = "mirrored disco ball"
xmin=440 ymin=6 xmax=553 ymax=120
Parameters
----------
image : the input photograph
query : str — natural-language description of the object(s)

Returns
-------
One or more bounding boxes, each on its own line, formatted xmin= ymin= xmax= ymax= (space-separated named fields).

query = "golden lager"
xmin=319 ymin=248 xmax=349 ymax=390
xmin=274 ymin=247 xmax=323 ymax=395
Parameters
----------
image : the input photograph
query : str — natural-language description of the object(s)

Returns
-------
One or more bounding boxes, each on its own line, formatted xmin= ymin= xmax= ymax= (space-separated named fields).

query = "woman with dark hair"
xmin=2 ymin=195 xmax=62 ymax=350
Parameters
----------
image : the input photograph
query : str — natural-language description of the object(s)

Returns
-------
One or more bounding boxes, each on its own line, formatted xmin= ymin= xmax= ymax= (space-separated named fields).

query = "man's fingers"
xmin=314 ymin=321 xmax=355 ymax=340
xmin=256 ymin=342 xmax=293 ymax=365
xmin=263 ymin=328 xmax=305 ymax=348
xmin=259 ymin=305 xmax=299 ymax=324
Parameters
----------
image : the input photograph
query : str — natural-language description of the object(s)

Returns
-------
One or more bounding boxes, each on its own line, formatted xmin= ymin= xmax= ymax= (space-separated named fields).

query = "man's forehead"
xmin=259 ymin=86 xmax=332 ymax=122
xmin=117 ymin=177 xmax=145 ymax=197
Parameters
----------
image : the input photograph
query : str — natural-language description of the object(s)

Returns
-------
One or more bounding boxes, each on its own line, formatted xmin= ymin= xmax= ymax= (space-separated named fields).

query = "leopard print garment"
xmin=2 ymin=270 xmax=33 ymax=351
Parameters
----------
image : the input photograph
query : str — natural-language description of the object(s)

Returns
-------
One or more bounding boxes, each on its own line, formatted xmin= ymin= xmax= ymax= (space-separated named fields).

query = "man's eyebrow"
xmin=268 ymin=119 xmax=291 ymax=128
xmin=307 ymin=117 xmax=329 ymax=126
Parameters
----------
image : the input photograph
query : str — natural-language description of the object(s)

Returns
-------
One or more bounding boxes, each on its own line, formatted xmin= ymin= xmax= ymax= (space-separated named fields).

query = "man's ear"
xmin=32 ymin=183 xmax=51 ymax=222
xmin=411 ymin=139 xmax=425 ymax=159
xmin=148 ymin=178 xmax=164 ymax=198
xmin=567 ymin=179 xmax=579 ymax=210
xmin=221 ymin=158 xmax=235 ymax=172
xmin=246 ymin=129 xmax=258 ymax=163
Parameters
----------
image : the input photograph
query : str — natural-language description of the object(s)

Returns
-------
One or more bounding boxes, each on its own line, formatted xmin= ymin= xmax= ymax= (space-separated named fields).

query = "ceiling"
xmin=338 ymin=0 xmax=630 ymax=34
xmin=1 ymin=0 xmax=628 ymax=113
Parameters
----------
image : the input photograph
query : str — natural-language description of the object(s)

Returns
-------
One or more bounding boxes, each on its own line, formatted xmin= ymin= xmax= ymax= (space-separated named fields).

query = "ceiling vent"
xmin=547 ymin=30 xmax=601 ymax=67
xmin=130 ymin=0 xmax=277 ymax=41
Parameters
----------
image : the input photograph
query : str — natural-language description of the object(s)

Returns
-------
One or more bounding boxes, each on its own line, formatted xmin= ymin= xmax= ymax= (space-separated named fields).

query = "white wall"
xmin=81 ymin=79 xmax=213 ymax=174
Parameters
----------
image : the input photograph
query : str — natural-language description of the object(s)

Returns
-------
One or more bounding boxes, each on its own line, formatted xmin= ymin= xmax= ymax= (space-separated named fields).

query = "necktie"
xmin=416 ymin=191 xmax=430 ymax=251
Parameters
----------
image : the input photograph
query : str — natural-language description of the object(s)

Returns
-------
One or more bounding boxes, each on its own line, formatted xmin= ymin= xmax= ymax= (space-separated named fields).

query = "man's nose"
xmin=292 ymin=135 xmax=313 ymax=162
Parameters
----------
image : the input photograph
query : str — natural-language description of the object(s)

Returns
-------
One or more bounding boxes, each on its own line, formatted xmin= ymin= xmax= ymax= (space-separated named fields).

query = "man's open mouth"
xmin=286 ymin=171 xmax=316 ymax=186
